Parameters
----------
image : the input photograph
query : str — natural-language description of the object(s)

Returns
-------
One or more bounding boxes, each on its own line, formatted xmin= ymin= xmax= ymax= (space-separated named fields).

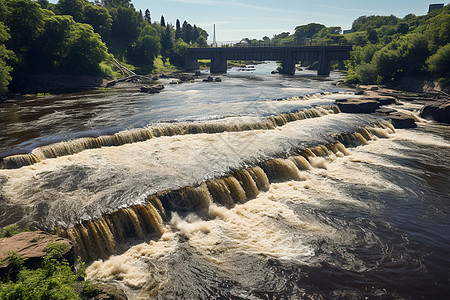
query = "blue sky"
xmin=130 ymin=0 xmax=437 ymax=42
xmin=131 ymin=0 xmax=438 ymax=42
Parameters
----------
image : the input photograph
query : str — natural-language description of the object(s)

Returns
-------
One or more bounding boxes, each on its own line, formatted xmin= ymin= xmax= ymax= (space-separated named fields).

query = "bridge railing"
xmin=191 ymin=40 xmax=354 ymax=48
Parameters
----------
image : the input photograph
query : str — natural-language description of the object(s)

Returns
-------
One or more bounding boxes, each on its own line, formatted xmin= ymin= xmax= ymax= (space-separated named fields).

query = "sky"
xmin=130 ymin=0 xmax=442 ymax=42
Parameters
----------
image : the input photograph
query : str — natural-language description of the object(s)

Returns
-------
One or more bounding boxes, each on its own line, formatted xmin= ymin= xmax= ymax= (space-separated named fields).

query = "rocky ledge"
xmin=335 ymin=96 xmax=396 ymax=114
xmin=420 ymin=100 xmax=450 ymax=124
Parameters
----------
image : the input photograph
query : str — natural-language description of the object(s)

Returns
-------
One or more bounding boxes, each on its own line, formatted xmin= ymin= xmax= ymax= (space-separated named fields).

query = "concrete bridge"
xmin=185 ymin=46 xmax=353 ymax=76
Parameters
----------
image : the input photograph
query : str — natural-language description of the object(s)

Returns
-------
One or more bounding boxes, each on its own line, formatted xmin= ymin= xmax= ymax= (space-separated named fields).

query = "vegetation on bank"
xmin=0 ymin=243 xmax=98 ymax=300
xmin=0 ymin=0 xmax=208 ymax=96
xmin=241 ymin=4 xmax=449 ymax=85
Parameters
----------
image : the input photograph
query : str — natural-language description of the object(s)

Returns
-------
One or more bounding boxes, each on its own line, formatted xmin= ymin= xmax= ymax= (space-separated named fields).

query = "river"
xmin=0 ymin=62 xmax=449 ymax=299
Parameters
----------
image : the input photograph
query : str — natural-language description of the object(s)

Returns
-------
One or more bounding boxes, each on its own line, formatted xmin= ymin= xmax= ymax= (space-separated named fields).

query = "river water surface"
xmin=0 ymin=62 xmax=449 ymax=299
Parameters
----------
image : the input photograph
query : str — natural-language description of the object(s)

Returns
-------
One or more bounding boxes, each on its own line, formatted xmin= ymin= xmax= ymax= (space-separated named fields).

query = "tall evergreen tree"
xmin=160 ymin=15 xmax=165 ymax=27
xmin=144 ymin=8 xmax=151 ymax=23
xmin=161 ymin=24 xmax=173 ymax=58
xmin=192 ymin=24 xmax=200 ymax=42
xmin=175 ymin=19 xmax=181 ymax=40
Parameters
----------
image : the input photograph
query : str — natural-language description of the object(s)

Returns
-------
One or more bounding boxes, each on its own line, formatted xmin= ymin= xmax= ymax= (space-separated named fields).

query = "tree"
xmin=110 ymin=6 xmax=142 ymax=43
xmin=128 ymin=25 xmax=161 ymax=66
xmin=294 ymin=23 xmax=325 ymax=41
xmin=37 ymin=0 xmax=49 ymax=9
xmin=175 ymin=19 xmax=181 ymax=40
xmin=0 ymin=22 xmax=13 ymax=96
xmin=367 ymin=28 xmax=378 ymax=43
xmin=4 ymin=0 xmax=44 ymax=55
xmin=62 ymin=22 xmax=108 ymax=74
xmin=192 ymin=24 xmax=200 ymax=42
xmin=160 ymin=15 xmax=165 ymax=27
xmin=56 ymin=0 xmax=84 ymax=23
xmin=144 ymin=8 xmax=150 ymax=23
xmin=160 ymin=24 xmax=173 ymax=58
xmin=397 ymin=22 xmax=409 ymax=34
xmin=427 ymin=43 xmax=450 ymax=77
xmin=83 ymin=3 xmax=112 ymax=36
xmin=168 ymin=38 xmax=187 ymax=67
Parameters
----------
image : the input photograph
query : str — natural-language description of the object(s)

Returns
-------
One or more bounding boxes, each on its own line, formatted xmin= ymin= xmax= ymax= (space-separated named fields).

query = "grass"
xmin=153 ymin=56 xmax=181 ymax=74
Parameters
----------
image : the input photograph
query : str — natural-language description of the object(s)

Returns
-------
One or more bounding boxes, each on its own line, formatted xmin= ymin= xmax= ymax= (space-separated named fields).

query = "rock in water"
xmin=388 ymin=112 xmax=417 ymax=129
xmin=420 ymin=100 xmax=450 ymax=124
xmin=336 ymin=99 xmax=381 ymax=113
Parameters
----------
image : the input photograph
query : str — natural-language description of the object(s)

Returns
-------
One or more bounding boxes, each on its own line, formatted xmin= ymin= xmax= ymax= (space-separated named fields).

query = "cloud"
xmin=314 ymin=4 xmax=389 ymax=15
xmin=166 ymin=0 xmax=291 ymax=13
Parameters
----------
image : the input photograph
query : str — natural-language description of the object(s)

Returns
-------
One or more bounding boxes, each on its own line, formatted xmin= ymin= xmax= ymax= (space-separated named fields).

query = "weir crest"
xmin=63 ymin=121 xmax=395 ymax=261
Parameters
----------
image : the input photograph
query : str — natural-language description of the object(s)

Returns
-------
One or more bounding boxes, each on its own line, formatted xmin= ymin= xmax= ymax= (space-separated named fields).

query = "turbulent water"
xmin=0 ymin=62 xmax=449 ymax=299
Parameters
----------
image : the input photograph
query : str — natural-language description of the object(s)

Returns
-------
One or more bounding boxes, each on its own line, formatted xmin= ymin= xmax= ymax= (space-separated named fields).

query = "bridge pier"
xmin=184 ymin=52 xmax=199 ymax=70
xmin=317 ymin=48 xmax=331 ymax=76
xmin=210 ymin=53 xmax=227 ymax=73
xmin=280 ymin=51 xmax=295 ymax=75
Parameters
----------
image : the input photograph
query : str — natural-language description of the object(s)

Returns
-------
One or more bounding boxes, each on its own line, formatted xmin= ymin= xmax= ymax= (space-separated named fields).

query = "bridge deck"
xmin=185 ymin=46 xmax=352 ymax=76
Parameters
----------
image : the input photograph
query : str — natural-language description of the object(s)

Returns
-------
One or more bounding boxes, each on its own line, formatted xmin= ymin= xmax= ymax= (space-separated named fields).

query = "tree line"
xmin=0 ymin=0 xmax=208 ymax=95
xmin=239 ymin=5 xmax=449 ymax=84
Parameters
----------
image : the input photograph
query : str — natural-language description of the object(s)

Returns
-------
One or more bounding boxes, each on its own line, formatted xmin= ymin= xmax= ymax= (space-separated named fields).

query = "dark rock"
xmin=203 ymin=76 xmax=214 ymax=82
xmin=355 ymin=90 xmax=365 ymax=95
xmin=388 ymin=112 xmax=417 ymax=128
xmin=140 ymin=84 xmax=164 ymax=93
xmin=376 ymin=108 xmax=397 ymax=115
xmin=336 ymin=99 xmax=381 ymax=113
xmin=420 ymin=100 xmax=450 ymax=124
xmin=195 ymin=70 xmax=201 ymax=76
xmin=369 ymin=96 xmax=397 ymax=105
xmin=215 ymin=77 xmax=222 ymax=82
xmin=0 ymin=231 xmax=73 ymax=279
xmin=271 ymin=70 xmax=278 ymax=74
xmin=96 ymin=284 xmax=128 ymax=300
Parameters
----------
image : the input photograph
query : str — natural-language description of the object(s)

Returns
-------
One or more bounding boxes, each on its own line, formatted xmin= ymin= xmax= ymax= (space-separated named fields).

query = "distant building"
xmin=428 ymin=3 xmax=444 ymax=13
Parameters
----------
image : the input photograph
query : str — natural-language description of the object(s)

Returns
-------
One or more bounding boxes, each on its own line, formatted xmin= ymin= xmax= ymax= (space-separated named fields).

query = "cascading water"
xmin=0 ymin=63 xmax=448 ymax=299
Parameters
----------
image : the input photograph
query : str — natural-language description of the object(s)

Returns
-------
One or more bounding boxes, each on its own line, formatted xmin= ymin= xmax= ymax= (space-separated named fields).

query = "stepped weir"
xmin=63 ymin=121 xmax=395 ymax=261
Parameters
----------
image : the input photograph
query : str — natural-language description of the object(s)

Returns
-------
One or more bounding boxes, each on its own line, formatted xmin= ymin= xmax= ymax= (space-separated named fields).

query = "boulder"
xmin=336 ymin=99 xmax=381 ymax=113
xmin=420 ymin=100 xmax=450 ymax=124
xmin=214 ymin=77 xmax=222 ymax=82
xmin=96 ymin=284 xmax=128 ymax=300
xmin=0 ymin=231 xmax=73 ymax=278
xmin=203 ymin=76 xmax=214 ymax=82
xmin=387 ymin=112 xmax=417 ymax=128
xmin=140 ymin=84 xmax=164 ymax=93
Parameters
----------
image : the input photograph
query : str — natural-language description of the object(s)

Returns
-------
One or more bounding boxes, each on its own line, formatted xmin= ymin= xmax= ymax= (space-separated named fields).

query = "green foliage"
xmin=427 ymin=43 xmax=450 ymax=77
xmin=82 ymin=280 xmax=100 ymax=297
xmin=110 ymin=5 xmax=142 ymax=44
xmin=4 ymin=252 xmax=24 ymax=282
xmin=0 ymin=248 xmax=93 ymax=300
xmin=345 ymin=5 xmax=449 ymax=84
xmin=294 ymin=23 xmax=325 ymax=42
xmin=127 ymin=24 xmax=161 ymax=68
xmin=0 ymin=225 xmax=29 ymax=238
xmin=0 ymin=21 xmax=14 ymax=96
xmin=169 ymin=39 xmax=188 ymax=67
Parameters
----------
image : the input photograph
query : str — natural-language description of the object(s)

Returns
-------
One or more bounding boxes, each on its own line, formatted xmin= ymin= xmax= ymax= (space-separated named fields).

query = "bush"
xmin=0 ymin=245 xmax=93 ymax=300
xmin=427 ymin=43 xmax=450 ymax=77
